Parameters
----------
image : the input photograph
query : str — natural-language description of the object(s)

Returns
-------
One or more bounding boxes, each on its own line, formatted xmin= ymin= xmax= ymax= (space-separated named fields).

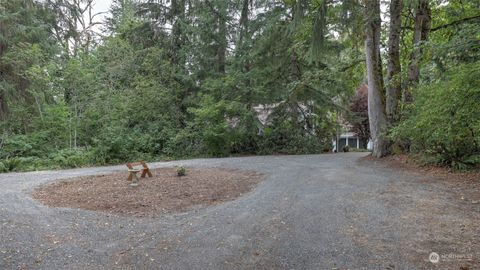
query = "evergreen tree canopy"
xmin=0 ymin=0 xmax=478 ymax=171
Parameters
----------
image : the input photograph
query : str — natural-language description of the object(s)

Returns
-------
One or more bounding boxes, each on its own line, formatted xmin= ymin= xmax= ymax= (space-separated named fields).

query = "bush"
xmin=257 ymin=117 xmax=332 ymax=155
xmin=0 ymin=158 xmax=22 ymax=172
xmin=184 ymin=95 xmax=257 ymax=157
xmin=176 ymin=166 xmax=186 ymax=176
xmin=164 ymin=128 xmax=203 ymax=158
xmin=0 ymin=157 xmax=44 ymax=172
xmin=49 ymin=149 xmax=94 ymax=168
xmin=0 ymin=135 xmax=35 ymax=159
xmin=391 ymin=63 xmax=480 ymax=170
xmin=0 ymin=150 xmax=95 ymax=172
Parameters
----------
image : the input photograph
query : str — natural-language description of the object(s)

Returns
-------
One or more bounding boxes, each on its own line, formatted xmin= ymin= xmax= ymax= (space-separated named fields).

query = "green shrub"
xmin=183 ymin=95 xmax=258 ymax=157
xmin=257 ymin=119 xmax=331 ymax=155
xmin=164 ymin=128 xmax=203 ymax=158
xmin=392 ymin=62 xmax=480 ymax=170
xmin=18 ymin=156 xmax=47 ymax=171
xmin=176 ymin=166 xmax=186 ymax=176
xmin=0 ymin=135 xmax=34 ymax=159
xmin=49 ymin=149 xmax=93 ymax=168
xmin=0 ymin=161 xmax=7 ymax=173
xmin=0 ymin=158 xmax=22 ymax=172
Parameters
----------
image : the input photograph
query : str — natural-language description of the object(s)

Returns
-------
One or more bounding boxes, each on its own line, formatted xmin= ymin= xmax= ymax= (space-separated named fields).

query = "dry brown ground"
xmin=32 ymin=167 xmax=263 ymax=218
xmin=360 ymin=154 xmax=480 ymax=269
xmin=364 ymin=153 xmax=476 ymax=178
xmin=366 ymin=154 xmax=480 ymax=193
xmin=362 ymin=154 xmax=480 ymax=211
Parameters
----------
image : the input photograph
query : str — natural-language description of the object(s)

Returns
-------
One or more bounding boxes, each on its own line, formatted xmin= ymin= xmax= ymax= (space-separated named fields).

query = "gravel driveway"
xmin=1 ymin=153 xmax=478 ymax=269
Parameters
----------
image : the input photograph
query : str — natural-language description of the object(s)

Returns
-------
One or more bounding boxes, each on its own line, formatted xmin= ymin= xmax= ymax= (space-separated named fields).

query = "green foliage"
xmin=176 ymin=166 xmax=186 ymax=177
xmin=0 ymin=158 xmax=22 ymax=172
xmin=49 ymin=149 xmax=93 ymax=169
xmin=0 ymin=151 xmax=94 ymax=172
xmin=0 ymin=161 xmax=6 ymax=173
xmin=392 ymin=63 xmax=480 ymax=170
xmin=258 ymin=123 xmax=330 ymax=155
xmin=0 ymin=0 xmax=362 ymax=172
xmin=1 ymin=0 xmax=476 ymax=172
xmin=185 ymin=95 xmax=254 ymax=156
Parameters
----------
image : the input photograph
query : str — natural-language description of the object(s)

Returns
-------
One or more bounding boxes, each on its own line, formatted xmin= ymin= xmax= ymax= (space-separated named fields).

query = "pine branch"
xmin=340 ymin=58 xmax=365 ymax=72
xmin=402 ymin=14 xmax=480 ymax=31
xmin=431 ymin=14 xmax=480 ymax=32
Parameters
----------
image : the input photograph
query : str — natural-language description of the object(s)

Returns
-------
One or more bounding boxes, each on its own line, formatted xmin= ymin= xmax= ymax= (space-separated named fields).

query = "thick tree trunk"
xmin=365 ymin=0 xmax=388 ymax=158
xmin=405 ymin=0 xmax=431 ymax=101
xmin=385 ymin=0 xmax=402 ymax=123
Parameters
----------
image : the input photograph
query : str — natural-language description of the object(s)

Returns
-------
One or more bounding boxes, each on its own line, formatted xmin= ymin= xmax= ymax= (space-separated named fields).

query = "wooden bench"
xmin=126 ymin=161 xmax=153 ymax=184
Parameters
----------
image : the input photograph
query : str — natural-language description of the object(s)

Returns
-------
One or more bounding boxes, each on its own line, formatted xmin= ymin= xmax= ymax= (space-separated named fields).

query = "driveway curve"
xmin=1 ymin=153 xmax=478 ymax=269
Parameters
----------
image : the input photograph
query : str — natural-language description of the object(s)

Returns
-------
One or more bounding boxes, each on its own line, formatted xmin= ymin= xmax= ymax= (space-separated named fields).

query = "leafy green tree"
xmin=392 ymin=62 xmax=480 ymax=169
xmin=1 ymin=0 xmax=477 ymax=171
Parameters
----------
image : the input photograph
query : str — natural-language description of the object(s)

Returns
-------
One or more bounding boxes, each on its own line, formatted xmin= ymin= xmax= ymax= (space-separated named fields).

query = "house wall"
xmin=332 ymin=135 xmax=372 ymax=152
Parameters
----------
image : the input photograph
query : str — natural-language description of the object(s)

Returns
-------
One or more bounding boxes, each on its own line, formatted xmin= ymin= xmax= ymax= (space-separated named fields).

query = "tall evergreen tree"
xmin=364 ymin=0 xmax=388 ymax=157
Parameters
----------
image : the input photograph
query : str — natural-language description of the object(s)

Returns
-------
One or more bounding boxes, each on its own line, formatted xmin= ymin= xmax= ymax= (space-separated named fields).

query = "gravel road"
xmin=1 ymin=153 xmax=478 ymax=269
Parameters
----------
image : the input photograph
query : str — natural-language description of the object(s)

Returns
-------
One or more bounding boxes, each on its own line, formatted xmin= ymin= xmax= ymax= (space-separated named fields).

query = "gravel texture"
xmin=0 ymin=153 xmax=478 ymax=269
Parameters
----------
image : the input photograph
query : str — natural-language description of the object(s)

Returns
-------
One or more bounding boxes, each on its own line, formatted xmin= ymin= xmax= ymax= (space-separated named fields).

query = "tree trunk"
xmin=365 ymin=0 xmax=388 ymax=158
xmin=217 ymin=1 xmax=227 ymax=74
xmin=0 ymin=20 xmax=8 ymax=120
xmin=291 ymin=50 xmax=301 ymax=80
xmin=290 ymin=3 xmax=302 ymax=80
xmin=0 ymin=92 xmax=7 ymax=121
xmin=385 ymin=0 xmax=402 ymax=123
xmin=405 ymin=0 xmax=431 ymax=101
xmin=238 ymin=0 xmax=249 ymax=47
xmin=171 ymin=0 xmax=186 ymax=66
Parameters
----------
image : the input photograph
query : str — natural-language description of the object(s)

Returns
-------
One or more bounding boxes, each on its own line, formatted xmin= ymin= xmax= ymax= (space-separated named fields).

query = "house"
xmin=332 ymin=131 xmax=372 ymax=152
xmin=332 ymin=84 xmax=372 ymax=152
xmin=252 ymin=99 xmax=373 ymax=152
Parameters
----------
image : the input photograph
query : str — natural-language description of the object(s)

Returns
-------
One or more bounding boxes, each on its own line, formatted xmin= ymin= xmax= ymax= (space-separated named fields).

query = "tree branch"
xmin=402 ymin=14 xmax=480 ymax=32
xmin=431 ymin=14 xmax=480 ymax=32
xmin=340 ymin=58 xmax=365 ymax=72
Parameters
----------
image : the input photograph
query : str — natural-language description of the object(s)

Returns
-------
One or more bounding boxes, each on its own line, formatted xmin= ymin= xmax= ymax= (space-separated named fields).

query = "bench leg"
xmin=130 ymin=173 xmax=139 ymax=187
xmin=141 ymin=168 xmax=153 ymax=178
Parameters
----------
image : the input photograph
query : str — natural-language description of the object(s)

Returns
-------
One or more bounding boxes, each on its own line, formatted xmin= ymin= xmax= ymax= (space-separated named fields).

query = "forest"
xmin=0 ymin=0 xmax=479 ymax=172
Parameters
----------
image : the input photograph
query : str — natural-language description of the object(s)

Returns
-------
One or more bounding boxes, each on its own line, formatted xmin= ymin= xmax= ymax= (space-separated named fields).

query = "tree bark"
xmin=291 ymin=50 xmax=301 ymax=80
xmin=405 ymin=0 xmax=431 ymax=101
xmin=365 ymin=0 xmax=388 ymax=157
xmin=217 ymin=1 xmax=227 ymax=74
xmin=238 ymin=0 xmax=249 ymax=47
xmin=0 ymin=19 xmax=8 ymax=120
xmin=290 ymin=2 xmax=302 ymax=80
xmin=0 ymin=91 xmax=7 ymax=121
xmin=385 ymin=0 xmax=402 ymax=123
xmin=171 ymin=0 xmax=186 ymax=66
xmin=203 ymin=0 xmax=227 ymax=74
